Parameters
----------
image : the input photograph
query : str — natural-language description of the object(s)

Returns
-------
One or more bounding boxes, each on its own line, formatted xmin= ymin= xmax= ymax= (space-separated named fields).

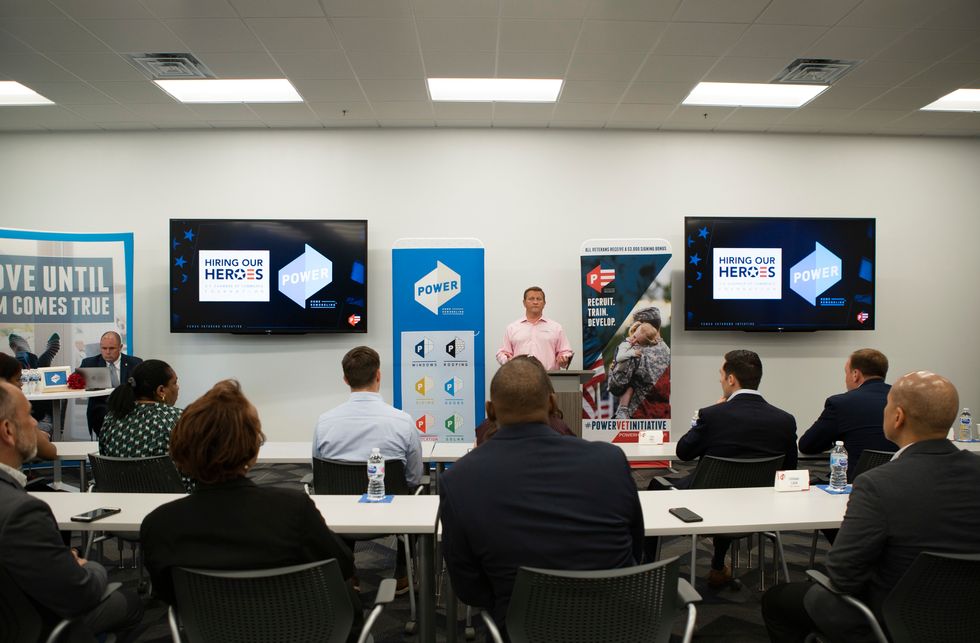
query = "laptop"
xmin=78 ymin=367 xmax=112 ymax=390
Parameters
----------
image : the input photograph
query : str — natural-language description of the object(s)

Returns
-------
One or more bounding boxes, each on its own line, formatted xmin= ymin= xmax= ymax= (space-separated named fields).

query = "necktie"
xmin=109 ymin=362 xmax=119 ymax=387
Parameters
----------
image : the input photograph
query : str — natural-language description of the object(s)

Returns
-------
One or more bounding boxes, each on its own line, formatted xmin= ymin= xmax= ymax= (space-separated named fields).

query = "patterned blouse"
xmin=99 ymin=402 xmax=182 ymax=459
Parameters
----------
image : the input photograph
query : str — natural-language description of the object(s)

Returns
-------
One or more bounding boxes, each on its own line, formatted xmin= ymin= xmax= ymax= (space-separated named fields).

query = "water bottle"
xmin=366 ymin=448 xmax=385 ymax=501
xmin=957 ymin=408 xmax=973 ymax=442
xmin=829 ymin=441 xmax=848 ymax=491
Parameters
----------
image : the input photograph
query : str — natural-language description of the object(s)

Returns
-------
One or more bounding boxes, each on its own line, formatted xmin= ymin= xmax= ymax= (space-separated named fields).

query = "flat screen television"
xmin=684 ymin=217 xmax=875 ymax=331
xmin=170 ymin=219 xmax=367 ymax=334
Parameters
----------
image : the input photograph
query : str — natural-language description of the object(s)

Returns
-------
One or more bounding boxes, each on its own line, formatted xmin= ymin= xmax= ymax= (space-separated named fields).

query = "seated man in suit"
xmin=762 ymin=370 xmax=980 ymax=643
xmin=440 ymin=356 xmax=643 ymax=630
xmin=671 ymin=349 xmax=797 ymax=588
xmin=798 ymin=348 xmax=896 ymax=481
xmin=79 ymin=330 xmax=142 ymax=438
xmin=0 ymin=381 xmax=143 ymax=640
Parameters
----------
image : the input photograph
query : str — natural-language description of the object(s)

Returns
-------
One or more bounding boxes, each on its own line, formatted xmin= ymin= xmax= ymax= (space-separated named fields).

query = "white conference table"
xmin=33 ymin=491 xmax=442 ymax=643
xmin=28 ymin=389 xmax=112 ymax=484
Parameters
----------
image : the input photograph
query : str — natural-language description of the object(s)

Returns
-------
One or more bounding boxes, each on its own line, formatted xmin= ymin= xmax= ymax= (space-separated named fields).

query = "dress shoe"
xmin=707 ymin=565 xmax=733 ymax=589
xmin=395 ymin=576 xmax=410 ymax=595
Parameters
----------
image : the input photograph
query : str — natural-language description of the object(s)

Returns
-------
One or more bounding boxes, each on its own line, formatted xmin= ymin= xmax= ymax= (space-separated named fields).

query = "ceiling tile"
xmin=272 ymin=51 xmax=354 ymax=79
xmin=587 ymin=0 xmax=682 ymax=22
xmin=66 ymin=103 xmax=143 ymax=121
xmin=376 ymin=118 xmax=435 ymax=126
xmin=863 ymin=86 xmax=953 ymax=111
xmin=206 ymin=120 xmax=267 ymax=127
xmin=491 ymin=102 xmax=555 ymax=120
xmin=577 ymin=20 xmax=667 ymax=53
xmin=665 ymin=105 xmax=734 ymax=124
xmin=756 ymin=0 xmax=862 ymax=26
xmin=621 ymin=82 xmax=693 ymax=104
xmin=248 ymin=102 xmax=319 ymax=120
xmin=636 ymin=55 xmax=717 ymax=83
xmin=834 ymin=108 xmax=907 ymax=127
xmin=901 ymin=61 xmax=980 ymax=88
xmin=0 ymin=30 xmax=33 ymax=54
xmin=674 ymin=0 xmax=770 ymax=24
xmin=777 ymin=107 xmax=852 ymax=126
xmin=0 ymin=1 xmax=65 ymax=19
xmin=153 ymin=121 xmax=211 ymax=128
xmin=371 ymin=101 xmax=434 ymax=119
xmin=805 ymin=85 xmax=888 ymax=109
xmin=500 ymin=0 xmax=589 ymax=19
xmin=835 ymin=60 xmax=929 ymax=87
xmin=330 ymin=18 xmax=419 ymax=52
xmin=319 ymin=118 xmax=378 ymax=127
xmin=359 ymin=78 xmax=427 ymax=101
xmin=496 ymin=52 xmax=571 ymax=77
xmin=1 ymin=19 xmax=111 ymax=52
xmin=874 ymin=29 xmax=977 ymax=63
xmin=559 ymin=80 xmax=629 ymax=102
xmin=551 ymin=101 xmax=615 ymax=121
xmin=126 ymin=102 xmax=202 ymax=121
xmin=188 ymin=103 xmax=260 ymax=120
xmin=804 ymin=26 xmax=908 ymax=60
xmin=719 ymin=107 xmax=789 ymax=127
xmin=140 ymin=0 xmax=237 ymax=19
xmin=79 ymin=19 xmax=189 ymax=52
xmin=91 ymin=121 xmax=157 ymax=129
xmin=727 ymin=24 xmax=828 ymax=59
xmin=45 ymin=52 xmax=145 ymax=81
xmin=0 ymin=54 xmax=77 ymax=82
xmin=347 ymin=51 xmax=423 ymax=79
xmin=566 ymin=52 xmax=646 ymax=81
xmin=654 ymin=22 xmax=748 ymax=56
xmin=840 ymin=0 xmax=944 ymax=29
xmin=319 ymin=0 xmax=413 ymax=18
xmin=309 ymin=101 xmax=375 ymax=119
xmin=197 ymin=52 xmax=283 ymax=78
xmin=947 ymin=37 xmax=980 ymax=64
xmin=164 ymin=19 xmax=263 ymax=52
xmin=608 ymin=103 xmax=674 ymax=123
xmin=418 ymin=18 xmax=497 ymax=51
xmin=432 ymin=102 xmax=492 ymax=119
xmin=26 ymin=81 xmax=115 ymax=105
xmin=421 ymin=51 xmax=495 ymax=77
xmin=247 ymin=18 xmax=340 ymax=50
xmin=499 ymin=19 xmax=581 ymax=52
xmin=433 ymin=118 xmax=492 ymax=127
xmin=703 ymin=57 xmax=790 ymax=82
xmin=228 ymin=0 xmax=323 ymax=18
xmin=50 ymin=0 xmax=153 ymax=19
xmin=414 ymin=0 xmax=498 ymax=19
xmin=922 ymin=0 xmax=980 ymax=30
xmin=292 ymin=78 xmax=365 ymax=101
xmin=91 ymin=81 xmax=174 ymax=103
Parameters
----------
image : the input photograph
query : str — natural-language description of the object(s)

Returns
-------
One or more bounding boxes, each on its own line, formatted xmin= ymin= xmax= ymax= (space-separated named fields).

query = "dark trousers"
xmin=343 ymin=536 xmax=409 ymax=576
xmin=762 ymin=581 xmax=877 ymax=643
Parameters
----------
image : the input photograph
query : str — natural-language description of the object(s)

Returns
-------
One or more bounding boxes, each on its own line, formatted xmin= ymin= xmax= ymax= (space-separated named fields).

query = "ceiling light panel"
xmin=683 ymin=82 xmax=828 ymax=108
xmin=0 ymin=81 xmax=55 ymax=106
xmin=921 ymin=88 xmax=980 ymax=112
xmin=153 ymin=79 xmax=302 ymax=103
xmin=427 ymin=78 xmax=563 ymax=102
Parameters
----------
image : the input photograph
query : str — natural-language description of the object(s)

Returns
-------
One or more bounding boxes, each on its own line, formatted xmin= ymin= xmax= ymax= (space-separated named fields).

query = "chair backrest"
xmin=506 ymin=557 xmax=682 ymax=643
xmin=311 ymin=457 xmax=413 ymax=495
xmin=852 ymin=449 xmax=894 ymax=480
xmin=88 ymin=453 xmax=185 ymax=493
xmin=882 ymin=551 xmax=980 ymax=643
xmin=171 ymin=559 xmax=353 ymax=643
xmin=688 ymin=455 xmax=785 ymax=489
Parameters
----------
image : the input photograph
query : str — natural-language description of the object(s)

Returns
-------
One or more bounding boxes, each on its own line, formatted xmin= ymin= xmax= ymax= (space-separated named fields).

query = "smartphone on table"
xmin=70 ymin=507 xmax=122 ymax=523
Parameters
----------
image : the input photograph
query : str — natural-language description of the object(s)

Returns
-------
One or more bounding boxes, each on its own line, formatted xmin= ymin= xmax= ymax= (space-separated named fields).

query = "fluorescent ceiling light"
xmin=0 ymin=81 xmax=54 ymax=106
xmin=427 ymin=78 xmax=563 ymax=102
xmin=682 ymin=82 xmax=828 ymax=108
xmin=153 ymin=79 xmax=302 ymax=103
xmin=921 ymin=88 xmax=980 ymax=112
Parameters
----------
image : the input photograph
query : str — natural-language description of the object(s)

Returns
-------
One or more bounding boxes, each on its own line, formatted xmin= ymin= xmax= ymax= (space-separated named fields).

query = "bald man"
xmin=762 ymin=371 xmax=980 ymax=643
xmin=440 ymin=356 xmax=643 ymax=630
xmin=79 ymin=331 xmax=142 ymax=437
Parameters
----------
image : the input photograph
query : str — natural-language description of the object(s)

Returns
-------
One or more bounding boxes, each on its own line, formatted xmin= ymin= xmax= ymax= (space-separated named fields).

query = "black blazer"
xmin=439 ymin=423 xmax=644 ymax=626
xmin=676 ymin=392 xmax=798 ymax=473
xmin=79 ymin=353 xmax=142 ymax=434
xmin=798 ymin=379 xmax=896 ymax=479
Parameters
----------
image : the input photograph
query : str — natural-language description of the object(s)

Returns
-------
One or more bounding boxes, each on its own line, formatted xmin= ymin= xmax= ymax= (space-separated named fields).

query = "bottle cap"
xmin=835 ymin=440 xmax=843 ymax=446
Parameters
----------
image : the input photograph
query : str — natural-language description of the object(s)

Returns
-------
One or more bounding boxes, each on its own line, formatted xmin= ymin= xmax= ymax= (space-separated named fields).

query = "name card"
xmin=638 ymin=430 xmax=665 ymax=445
xmin=774 ymin=470 xmax=810 ymax=492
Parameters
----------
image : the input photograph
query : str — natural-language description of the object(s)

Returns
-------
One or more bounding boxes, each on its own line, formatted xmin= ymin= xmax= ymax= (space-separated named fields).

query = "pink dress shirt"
xmin=496 ymin=316 xmax=573 ymax=371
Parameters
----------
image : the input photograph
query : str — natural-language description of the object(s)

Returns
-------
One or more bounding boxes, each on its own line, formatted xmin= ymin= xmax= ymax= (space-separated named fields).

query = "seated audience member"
xmin=798 ymin=348 xmax=896 ymax=481
xmin=80 ymin=331 xmax=142 ymax=438
xmin=0 ymin=381 xmax=143 ymax=640
xmin=99 ymin=359 xmax=181 ymax=459
xmin=8 ymin=332 xmax=60 ymax=434
xmin=141 ymin=379 xmax=361 ymax=633
xmin=440 ymin=356 xmax=643 ymax=630
xmin=667 ymin=349 xmax=797 ymax=588
xmin=0 ymin=353 xmax=56 ymax=461
xmin=762 ymin=370 xmax=980 ymax=643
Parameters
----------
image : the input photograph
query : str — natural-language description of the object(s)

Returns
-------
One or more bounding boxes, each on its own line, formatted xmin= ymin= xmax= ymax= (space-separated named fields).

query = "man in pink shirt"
xmin=496 ymin=287 xmax=573 ymax=371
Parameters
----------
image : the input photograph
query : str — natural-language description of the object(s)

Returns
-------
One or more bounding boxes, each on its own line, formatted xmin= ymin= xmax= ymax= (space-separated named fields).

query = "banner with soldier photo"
xmin=580 ymin=239 xmax=672 ymax=446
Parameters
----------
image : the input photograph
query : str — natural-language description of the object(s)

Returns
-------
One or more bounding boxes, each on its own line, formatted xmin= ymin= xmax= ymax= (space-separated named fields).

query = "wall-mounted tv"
xmin=170 ymin=219 xmax=367 ymax=334
xmin=684 ymin=217 xmax=875 ymax=331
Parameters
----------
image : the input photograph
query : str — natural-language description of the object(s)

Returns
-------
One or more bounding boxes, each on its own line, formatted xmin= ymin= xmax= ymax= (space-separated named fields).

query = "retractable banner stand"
xmin=392 ymin=239 xmax=485 ymax=444
xmin=0 ymin=228 xmax=134 ymax=438
xmin=580 ymin=239 xmax=672 ymax=451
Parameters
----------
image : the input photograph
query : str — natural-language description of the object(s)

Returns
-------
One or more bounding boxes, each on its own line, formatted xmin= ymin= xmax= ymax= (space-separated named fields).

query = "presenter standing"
xmin=496 ymin=287 xmax=572 ymax=371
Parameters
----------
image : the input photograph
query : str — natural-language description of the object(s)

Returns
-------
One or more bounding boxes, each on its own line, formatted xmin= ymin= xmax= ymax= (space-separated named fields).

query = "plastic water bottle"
xmin=829 ymin=441 xmax=848 ymax=491
xmin=957 ymin=408 xmax=973 ymax=442
xmin=366 ymin=448 xmax=385 ymax=501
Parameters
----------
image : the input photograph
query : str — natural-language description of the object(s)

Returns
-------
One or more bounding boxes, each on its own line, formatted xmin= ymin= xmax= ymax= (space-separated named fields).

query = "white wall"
xmin=1 ymin=129 xmax=977 ymax=440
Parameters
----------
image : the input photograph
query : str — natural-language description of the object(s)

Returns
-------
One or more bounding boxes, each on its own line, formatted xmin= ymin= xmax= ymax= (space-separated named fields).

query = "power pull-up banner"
xmin=393 ymin=239 xmax=485 ymax=444
xmin=580 ymin=239 xmax=672 ymax=448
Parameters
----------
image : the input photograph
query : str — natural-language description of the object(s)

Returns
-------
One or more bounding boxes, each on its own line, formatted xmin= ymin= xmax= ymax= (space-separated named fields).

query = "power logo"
xmin=445 ymin=337 xmax=466 ymax=358
xmin=586 ymin=265 xmax=615 ymax=293
xmin=444 ymin=376 xmax=463 ymax=397
xmin=415 ymin=414 xmax=433 ymax=433
xmin=414 ymin=261 xmax=461 ymax=314
xmin=414 ymin=337 xmax=433 ymax=358
xmin=278 ymin=244 xmax=333 ymax=308
xmin=790 ymin=242 xmax=842 ymax=306
xmin=444 ymin=414 xmax=463 ymax=434
xmin=347 ymin=314 xmax=361 ymax=327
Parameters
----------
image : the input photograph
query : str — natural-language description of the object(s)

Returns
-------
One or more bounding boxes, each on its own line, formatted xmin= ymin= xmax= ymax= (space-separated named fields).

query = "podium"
xmin=547 ymin=370 xmax=593 ymax=438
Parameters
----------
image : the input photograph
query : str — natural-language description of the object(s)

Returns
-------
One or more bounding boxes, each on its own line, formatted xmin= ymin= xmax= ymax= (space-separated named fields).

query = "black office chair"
xmin=659 ymin=454 xmax=787 ymax=588
xmin=86 ymin=453 xmax=186 ymax=590
xmin=806 ymin=551 xmax=980 ymax=643
xmin=167 ymin=559 xmax=396 ymax=643
xmin=307 ymin=457 xmax=422 ymax=634
xmin=481 ymin=557 xmax=701 ymax=643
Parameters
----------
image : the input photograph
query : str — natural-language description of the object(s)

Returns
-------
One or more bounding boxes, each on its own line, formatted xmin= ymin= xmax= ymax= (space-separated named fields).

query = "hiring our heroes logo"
xmin=712 ymin=248 xmax=781 ymax=300
xmin=199 ymin=250 xmax=270 ymax=302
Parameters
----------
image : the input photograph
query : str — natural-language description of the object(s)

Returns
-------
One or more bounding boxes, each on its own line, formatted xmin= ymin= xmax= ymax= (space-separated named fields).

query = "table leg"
xmin=418 ymin=532 xmax=435 ymax=643
xmin=446 ymin=575 xmax=458 ymax=643
xmin=52 ymin=399 xmax=64 ymax=486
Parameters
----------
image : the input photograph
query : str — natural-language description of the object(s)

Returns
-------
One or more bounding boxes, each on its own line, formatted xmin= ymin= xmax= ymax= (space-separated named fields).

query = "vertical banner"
xmin=392 ymin=239 xmax=485 ymax=444
xmin=580 ymin=239 xmax=672 ymax=447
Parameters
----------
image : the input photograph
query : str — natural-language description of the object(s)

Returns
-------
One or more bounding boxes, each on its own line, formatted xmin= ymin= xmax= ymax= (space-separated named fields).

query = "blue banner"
xmin=392 ymin=241 xmax=485 ymax=444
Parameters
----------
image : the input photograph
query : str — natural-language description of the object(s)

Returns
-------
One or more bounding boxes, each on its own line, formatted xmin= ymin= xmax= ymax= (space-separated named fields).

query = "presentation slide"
xmin=685 ymin=217 xmax=875 ymax=331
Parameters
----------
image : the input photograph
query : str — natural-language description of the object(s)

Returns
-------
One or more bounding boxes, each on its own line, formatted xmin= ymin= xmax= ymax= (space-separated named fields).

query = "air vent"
xmin=125 ymin=53 xmax=214 ymax=79
xmin=773 ymin=59 xmax=860 ymax=85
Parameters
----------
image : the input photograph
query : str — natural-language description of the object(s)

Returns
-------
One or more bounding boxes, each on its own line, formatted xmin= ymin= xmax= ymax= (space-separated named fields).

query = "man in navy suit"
xmin=79 ymin=331 xmax=142 ymax=437
xmin=799 ymin=348 xmax=896 ymax=480
xmin=672 ymin=349 xmax=797 ymax=588
xmin=440 ymin=356 xmax=643 ymax=630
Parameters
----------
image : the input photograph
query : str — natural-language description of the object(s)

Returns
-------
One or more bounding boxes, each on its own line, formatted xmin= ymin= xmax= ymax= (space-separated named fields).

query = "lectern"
xmin=547 ymin=370 xmax=593 ymax=438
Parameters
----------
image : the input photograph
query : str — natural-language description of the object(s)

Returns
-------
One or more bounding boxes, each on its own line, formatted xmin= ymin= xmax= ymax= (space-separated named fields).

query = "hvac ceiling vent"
xmin=125 ymin=53 xmax=214 ymax=79
xmin=773 ymin=58 xmax=860 ymax=85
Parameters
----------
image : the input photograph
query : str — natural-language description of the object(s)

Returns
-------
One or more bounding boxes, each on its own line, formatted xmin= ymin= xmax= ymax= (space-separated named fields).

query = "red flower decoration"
xmin=67 ymin=372 xmax=86 ymax=390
